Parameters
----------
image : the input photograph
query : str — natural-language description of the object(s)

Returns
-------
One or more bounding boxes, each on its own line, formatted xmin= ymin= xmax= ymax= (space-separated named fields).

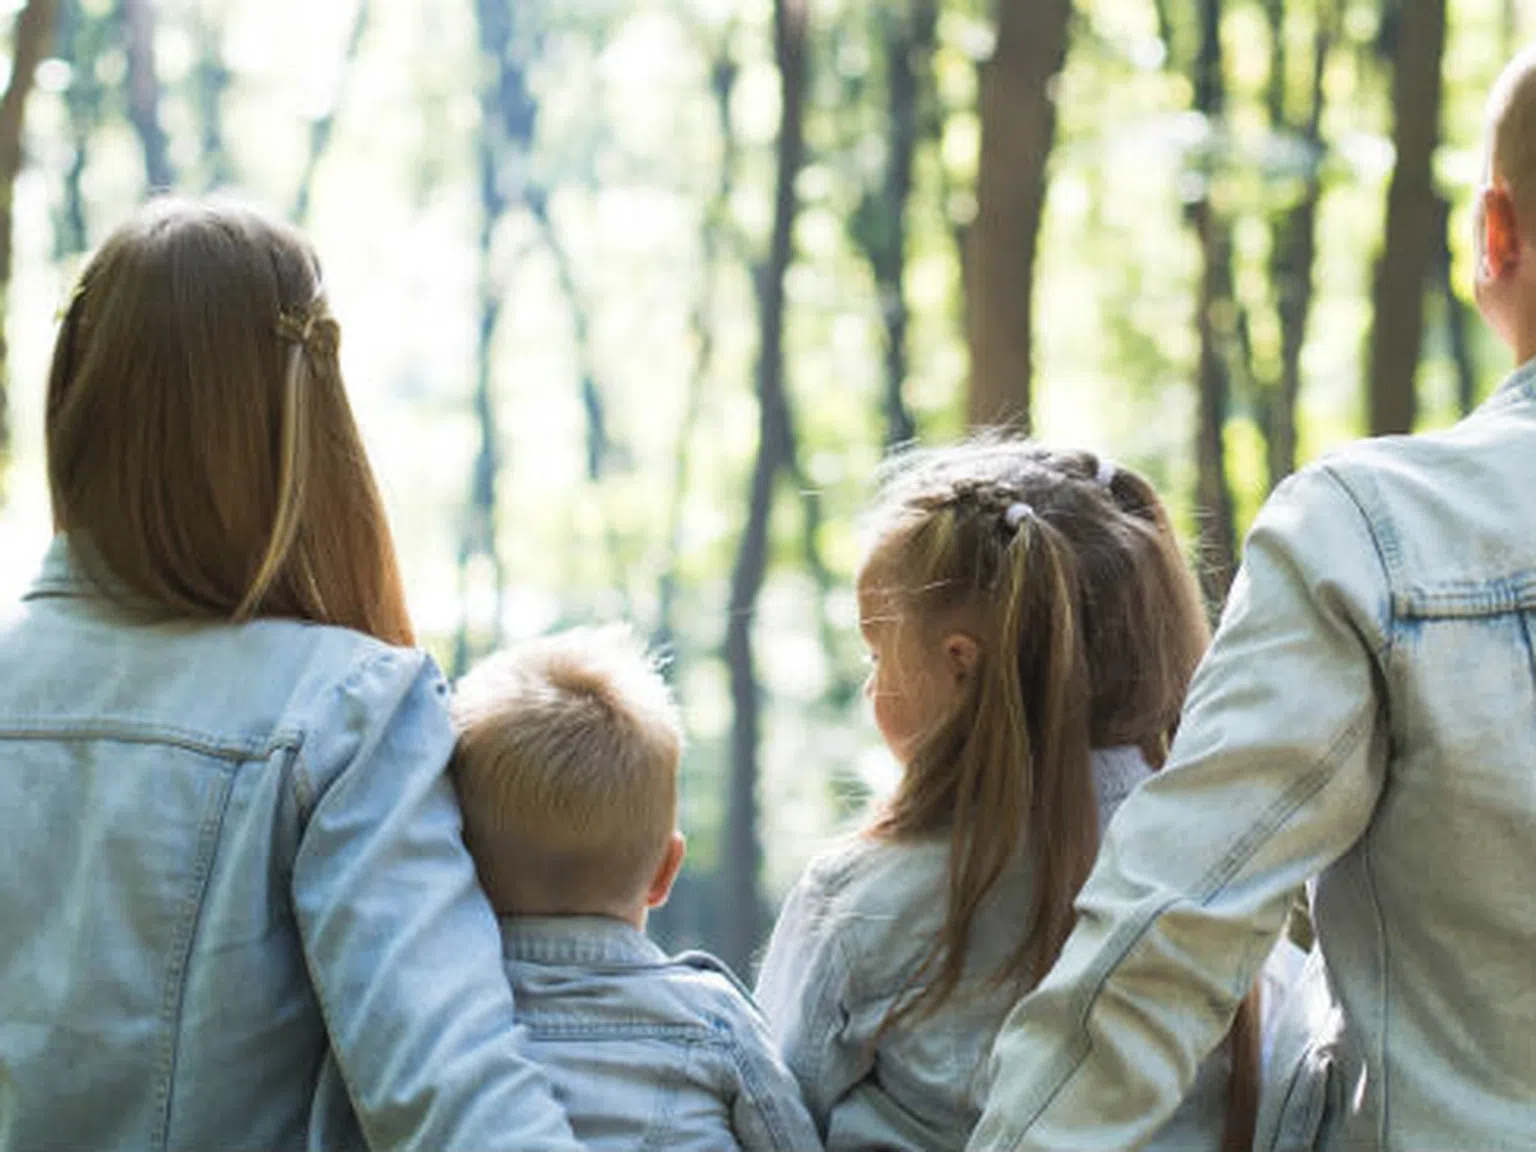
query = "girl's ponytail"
xmin=990 ymin=510 xmax=1097 ymax=986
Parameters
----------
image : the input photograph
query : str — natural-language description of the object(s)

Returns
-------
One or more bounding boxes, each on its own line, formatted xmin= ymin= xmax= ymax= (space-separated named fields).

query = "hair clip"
xmin=276 ymin=308 xmax=317 ymax=346
xmin=1095 ymin=456 xmax=1117 ymax=488
xmin=1004 ymin=501 xmax=1035 ymax=531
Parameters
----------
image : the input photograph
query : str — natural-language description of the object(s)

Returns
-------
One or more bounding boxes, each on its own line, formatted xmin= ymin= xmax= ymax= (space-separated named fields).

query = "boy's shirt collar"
xmin=500 ymin=915 xmax=668 ymax=968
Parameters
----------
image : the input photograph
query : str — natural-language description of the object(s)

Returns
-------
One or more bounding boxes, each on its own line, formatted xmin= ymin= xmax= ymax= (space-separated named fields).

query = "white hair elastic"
xmin=1095 ymin=456 xmax=1117 ymax=487
xmin=1004 ymin=501 xmax=1035 ymax=531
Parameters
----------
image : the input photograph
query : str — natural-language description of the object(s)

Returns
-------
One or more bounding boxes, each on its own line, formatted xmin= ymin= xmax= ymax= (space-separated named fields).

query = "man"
xmin=970 ymin=47 xmax=1536 ymax=1152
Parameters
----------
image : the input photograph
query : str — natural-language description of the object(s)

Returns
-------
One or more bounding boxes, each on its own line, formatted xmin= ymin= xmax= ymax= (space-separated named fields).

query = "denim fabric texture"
xmin=0 ymin=537 xmax=580 ymax=1152
xmin=970 ymin=361 xmax=1536 ymax=1151
xmin=500 ymin=915 xmax=821 ymax=1151
xmin=755 ymin=748 xmax=1231 ymax=1152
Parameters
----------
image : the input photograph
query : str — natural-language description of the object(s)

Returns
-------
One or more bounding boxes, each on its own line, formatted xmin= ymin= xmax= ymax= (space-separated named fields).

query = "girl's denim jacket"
xmin=755 ymin=748 xmax=1231 ymax=1152
xmin=970 ymin=364 xmax=1536 ymax=1151
xmin=0 ymin=538 xmax=581 ymax=1151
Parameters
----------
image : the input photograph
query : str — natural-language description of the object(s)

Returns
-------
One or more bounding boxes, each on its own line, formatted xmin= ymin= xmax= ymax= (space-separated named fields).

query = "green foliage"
xmin=0 ymin=0 xmax=1522 ymax=952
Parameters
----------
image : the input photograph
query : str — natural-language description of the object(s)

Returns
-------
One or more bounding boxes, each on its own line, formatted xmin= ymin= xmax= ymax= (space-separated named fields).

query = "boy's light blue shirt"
xmin=501 ymin=915 xmax=822 ymax=1152
xmin=0 ymin=537 xmax=581 ymax=1151
xmin=971 ymin=361 xmax=1536 ymax=1151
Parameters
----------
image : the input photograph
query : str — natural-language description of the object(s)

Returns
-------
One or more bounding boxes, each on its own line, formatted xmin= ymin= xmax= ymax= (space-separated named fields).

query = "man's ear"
xmin=1484 ymin=185 xmax=1523 ymax=277
xmin=645 ymin=832 xmax=687 ymax=909
xmin=942 ymin=633 xmax=981 ymax=686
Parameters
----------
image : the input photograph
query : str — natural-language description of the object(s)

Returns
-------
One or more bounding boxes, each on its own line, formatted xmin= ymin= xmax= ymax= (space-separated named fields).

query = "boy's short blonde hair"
xmin=451 ymin=625 xmax=683 ymax=917
xmin=1489 ymin=44 xmax=1536 ymax=225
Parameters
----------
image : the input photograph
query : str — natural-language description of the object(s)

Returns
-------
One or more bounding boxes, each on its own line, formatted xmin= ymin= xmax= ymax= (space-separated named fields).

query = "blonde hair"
xmin=1488 ymin=43 xmax=1536 ymax=226
xmin=862 ymin=438 xmax=1258 ymax=1152
xmin=451 ymin=625 xmax=683 ymax=917
xmin=46 ymin=198 xmax=412 ymax=645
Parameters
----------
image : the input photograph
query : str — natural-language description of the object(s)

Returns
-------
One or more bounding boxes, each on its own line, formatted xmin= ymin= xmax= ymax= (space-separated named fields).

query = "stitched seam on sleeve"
xmin=992 ymin=704 xmax=1375 ymax=1150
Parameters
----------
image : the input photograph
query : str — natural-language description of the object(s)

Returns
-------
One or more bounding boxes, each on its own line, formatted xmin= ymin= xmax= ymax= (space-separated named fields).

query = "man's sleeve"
xmin=969 ymin=465 xmax=1392 ymax=1152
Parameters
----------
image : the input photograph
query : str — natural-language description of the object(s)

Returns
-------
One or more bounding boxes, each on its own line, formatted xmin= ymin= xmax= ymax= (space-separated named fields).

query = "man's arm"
xmin=970 ymin=465 xmax=1391 ymax=1152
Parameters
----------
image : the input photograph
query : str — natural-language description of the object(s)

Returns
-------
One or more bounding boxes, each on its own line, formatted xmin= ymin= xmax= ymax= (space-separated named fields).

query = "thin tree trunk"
xmin=656 ymin=42 xmax=738 ymax=656
xmin=455 ymin=0 xmax=533 ymax=675
xmin=1434 ymin=194 xmax=1478 ymax=416
xmin=1189 ymin=0 xmax=1239 ymax=605
xmin=119 ymin=0 xmax=173 ymax=191
xmin=527 ymin=191 xmax=607 ymax=482
xmin=193 ymin=13 xmax=235 ymax=191
xmin=292 ymin=0 xmax=370 ymax=223
xmin=964 ymin=0 xmax=1069 ymax=430
xmin=1265 ymin=0 xmax=1333 ymax=488
xmin=723 ymin=0 xmax=808 ymax=975
xmin=0 ymin=0 xmax=59 ymax=491
xmin=858 ymin=0 xmax=935 ymax=447
xmin=58 ymin=0 xmax=104 ymax=257
xmin=1367 ymin=0 xmax=1446 ymax=436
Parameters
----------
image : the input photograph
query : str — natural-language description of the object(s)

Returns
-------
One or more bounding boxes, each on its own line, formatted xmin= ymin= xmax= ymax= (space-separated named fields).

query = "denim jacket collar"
xmin=1479 ymin=353 xmax=1536 ymax=415
xmin=500 ymin=916 xmax=667 ymax=968
xmin=22 ymin=534 xmax=140 ymax=608
xmin=24 ymin=535 xmax=83 ymax=601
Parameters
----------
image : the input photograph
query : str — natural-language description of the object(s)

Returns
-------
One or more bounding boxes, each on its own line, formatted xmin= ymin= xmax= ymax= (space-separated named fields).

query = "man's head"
xmin=1476 ymin=45 xmax=1536 ymax=354
xmin=451 ymin=625 xmax=685 ymax=925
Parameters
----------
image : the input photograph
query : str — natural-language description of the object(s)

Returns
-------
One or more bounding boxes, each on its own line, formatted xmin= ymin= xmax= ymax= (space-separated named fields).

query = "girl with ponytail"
xmin=756 ymin=437 xmax=1262 ymax=1151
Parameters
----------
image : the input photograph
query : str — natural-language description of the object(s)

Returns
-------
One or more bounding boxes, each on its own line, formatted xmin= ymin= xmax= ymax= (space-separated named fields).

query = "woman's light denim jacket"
xmin=755 ymin=748 xmax=1230 ymax=1152
xmin=500 ymin=916 xmax=821 ymax=1151
xmin=970 ymin=363 xmax=1536 ymax=1151
xmin=0 ymin=538 xmax=581 ymax=1151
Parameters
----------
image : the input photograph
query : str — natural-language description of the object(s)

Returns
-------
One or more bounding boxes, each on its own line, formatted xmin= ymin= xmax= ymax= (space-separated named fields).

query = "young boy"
xmin=451 ymin=626 xmax=821 ymax=1152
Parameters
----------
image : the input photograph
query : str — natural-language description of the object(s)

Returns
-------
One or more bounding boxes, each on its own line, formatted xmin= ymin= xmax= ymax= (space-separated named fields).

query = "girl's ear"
xmin=942 ymin=632 xmax=981 ymax=686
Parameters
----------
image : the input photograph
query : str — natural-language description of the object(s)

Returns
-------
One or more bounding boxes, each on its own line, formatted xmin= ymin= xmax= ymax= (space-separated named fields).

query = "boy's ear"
xmin=1483 ymin=185 xmax=1522 ymax=277
xmin=942 ymin=632 xmax=981 ymax=686
xmin=645 ymin=832 xmax=687 ymax=909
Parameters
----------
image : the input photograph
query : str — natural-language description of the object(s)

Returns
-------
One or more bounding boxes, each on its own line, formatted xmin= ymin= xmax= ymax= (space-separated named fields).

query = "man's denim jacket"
xmin=970 ymin=364 xmax=1536 ymax=1151
xmin=755 ymin=748 xmax=1230 ymax=1151
xmin=0 ymin=538 xmax=579 ymax=1151
xmin=500 ymin=916 xmax=820 ymax=1151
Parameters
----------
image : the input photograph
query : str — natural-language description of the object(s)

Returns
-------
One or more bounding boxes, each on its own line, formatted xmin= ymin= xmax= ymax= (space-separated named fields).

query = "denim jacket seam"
xmin=726 ymin=1030 xmax=794 ymax=1148
xmin=290 ymin=647 xmax=424 ymax=825
xmin=986 ymin=706 xmax=1377 ymax=1152
xmin=1360 ymin=823 xmax=1391 ymax=1146
xmin=284 ymin=651 xmax=425 ymax=1152
xmin=151 ymin=763 xmax=237 ymax=1150
xmin=0 ymin=719 xmax=300 ymax=762
xmin=1318 ymin=463 xmax=1397 ymax=662
xmin=518 ymin=1018 xmax=723 ymax=1043
xmin=1192 ymin=704 xmax=1375 ymax=902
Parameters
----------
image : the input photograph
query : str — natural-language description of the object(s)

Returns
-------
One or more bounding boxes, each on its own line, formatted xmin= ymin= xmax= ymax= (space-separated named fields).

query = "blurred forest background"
xmin=0 ymin=0 xmax=1522 ymax=970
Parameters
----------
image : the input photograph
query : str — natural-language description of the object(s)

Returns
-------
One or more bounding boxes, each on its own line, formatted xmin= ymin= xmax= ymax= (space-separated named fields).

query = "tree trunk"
xmin=856 ymin=0 xmax=935 ymax=447
xmin=0 ymin=0 xmax=59 ymax=492
xmin=1264 ymin=0 xmax=1333 ymax=488
xmin=1433 ymin=194 xmax=1478 ymax=416
xmin=292 ymin=0 xmax=370 ymax=223
xmin=722 ymin=0 xmax=808 ymax=975
xmin=1188 ymin=0 xmax=1239 ymax=606
xmin=119 ymin=0 xmax=173 ymax=191
xmin=58 ymin=0 xmax=105 ymax=257
xmin=454 ymin=0 xmax=534 ymax=676
xmin=655 ymin=44 xmax=738 ymax=657
xmin=194 ymin=12 xmax=235 ymax=190
xmin=1367 ymin=0 xmax=1446 ymax=437
xmin=964 ymin=0 xmax=1069 ymax=430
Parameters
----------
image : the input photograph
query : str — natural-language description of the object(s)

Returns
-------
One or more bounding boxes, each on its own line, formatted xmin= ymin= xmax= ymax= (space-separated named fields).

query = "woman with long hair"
xmin=0 ymin=199 xmax=578 ymax=1150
